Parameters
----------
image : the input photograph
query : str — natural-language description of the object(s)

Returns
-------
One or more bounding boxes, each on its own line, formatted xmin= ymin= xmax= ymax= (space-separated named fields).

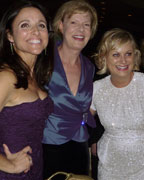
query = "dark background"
xmin=1 ymin=0 xmax=144 ymax=56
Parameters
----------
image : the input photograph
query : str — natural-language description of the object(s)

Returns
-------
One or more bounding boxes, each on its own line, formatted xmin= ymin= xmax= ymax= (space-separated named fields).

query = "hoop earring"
xmin=10 ymin=42 xmax=14 ymax=55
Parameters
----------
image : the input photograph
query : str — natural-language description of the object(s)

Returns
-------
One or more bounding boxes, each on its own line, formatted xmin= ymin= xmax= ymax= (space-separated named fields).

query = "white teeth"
xmin=117 ymin=66 xmax=128 ymax=70
xmin=73 ymin=35 xmax=84 ymax=39
xmin=29 ymin=40 xmax=40 ymax=44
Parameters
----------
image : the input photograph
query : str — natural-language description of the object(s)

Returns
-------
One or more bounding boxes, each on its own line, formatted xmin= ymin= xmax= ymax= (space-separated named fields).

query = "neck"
xmin=111 ymin=72 xmax=134 ymax=88
xmin=22 ymin=55 xmax=37 ymax=78
xmin=58 ymin=44 xmax=80 ymax=65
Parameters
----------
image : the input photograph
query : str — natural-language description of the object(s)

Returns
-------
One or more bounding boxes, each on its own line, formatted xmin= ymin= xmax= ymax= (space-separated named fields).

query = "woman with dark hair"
xmin=0 ymin=0 xmax=53 ymax=179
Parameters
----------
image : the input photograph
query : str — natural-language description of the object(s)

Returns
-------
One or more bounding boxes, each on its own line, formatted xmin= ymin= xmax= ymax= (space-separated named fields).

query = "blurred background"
xmin=42 ymin=0 xmax=144 ymax=58
xmin=1 ymin=0 xmax=144 ymax=56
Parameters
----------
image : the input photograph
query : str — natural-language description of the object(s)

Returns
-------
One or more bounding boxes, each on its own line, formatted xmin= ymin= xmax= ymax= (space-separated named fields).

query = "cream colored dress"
xmin=91 ymin=72 xmax=144 ymax=180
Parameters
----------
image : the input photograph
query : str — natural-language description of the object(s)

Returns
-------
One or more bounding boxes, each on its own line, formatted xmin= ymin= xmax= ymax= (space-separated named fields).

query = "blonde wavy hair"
xmin=53 ymin=0 xmax=98 ymax=39
xmin=94 ymin=28 xmax=141 ymax=75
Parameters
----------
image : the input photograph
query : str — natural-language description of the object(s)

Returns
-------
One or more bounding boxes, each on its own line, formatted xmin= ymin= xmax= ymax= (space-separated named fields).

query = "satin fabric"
xmin=43 ymin=41 xmax=96 ymax=145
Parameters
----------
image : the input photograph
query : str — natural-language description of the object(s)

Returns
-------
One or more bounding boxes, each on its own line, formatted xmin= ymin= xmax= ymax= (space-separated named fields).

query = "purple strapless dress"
xmin=0 ymin=96 xmax=53 ymax=180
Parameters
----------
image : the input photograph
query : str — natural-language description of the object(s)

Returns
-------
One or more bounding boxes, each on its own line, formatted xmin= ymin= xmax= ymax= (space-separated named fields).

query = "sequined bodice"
xmin=91 ymin=72 xmax=144 ymax=180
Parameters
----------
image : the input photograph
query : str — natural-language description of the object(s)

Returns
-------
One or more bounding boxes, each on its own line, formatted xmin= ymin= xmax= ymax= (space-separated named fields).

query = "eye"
xmin=126 ymin=52 xmax=132 ymax=56
xmin=20 ymin=23 xmax=29 ymax=28
xmin=84 ymin=23 xmax=90 ymax=27
xmin=38 ymin=23 xmax=47 ymax=29
xmin=113 ymin=53 xmax=119 ymax=57
xmin=71 ymin=21 xmax=76 ymax=24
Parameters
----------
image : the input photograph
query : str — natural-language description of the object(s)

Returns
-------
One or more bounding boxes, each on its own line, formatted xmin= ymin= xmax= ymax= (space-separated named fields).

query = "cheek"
xmin=44 ymin=32 xmax=49 ymax=44
xmin=65 ymin=26 xmax=72 ymax=33
xmin=107 ymin=63 xmax=113 ymax=70
xmin=44 ymin=38 xmax=48 ymax=47
xmin=107 ymin=58 xmax=115 ymax=66
xmin=130 ymin=58 xmax=135 ymax=64
xmin=125 ymin=57 xmax=134 ymax=66
xmin=13 ymin=30 xmax=27 ymax=41
xmin=87 ymin=29 xmax=92 ymax=36
xmin=86 ymin=33 xmax=91 ymax=41
xmin=107 ymin=59 xmax=117 ymax=71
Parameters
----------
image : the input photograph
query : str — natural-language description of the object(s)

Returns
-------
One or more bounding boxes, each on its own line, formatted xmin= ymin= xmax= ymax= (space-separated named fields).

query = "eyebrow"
xmin=18 ymin=19 xmax=47 ymax=26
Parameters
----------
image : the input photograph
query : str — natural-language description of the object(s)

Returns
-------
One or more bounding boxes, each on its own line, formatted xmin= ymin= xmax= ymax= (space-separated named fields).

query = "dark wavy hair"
xmin=0 ymin=0 xmax=54 ymax=91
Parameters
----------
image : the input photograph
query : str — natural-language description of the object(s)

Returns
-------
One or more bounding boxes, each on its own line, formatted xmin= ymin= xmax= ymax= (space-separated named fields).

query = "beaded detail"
xmin=91 ymin=72 xmax=144 ymax=180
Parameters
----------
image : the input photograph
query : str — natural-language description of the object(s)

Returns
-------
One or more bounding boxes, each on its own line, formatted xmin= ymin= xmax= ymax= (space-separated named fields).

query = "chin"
xmin=31 ymin=50 xmax=43 ymax=55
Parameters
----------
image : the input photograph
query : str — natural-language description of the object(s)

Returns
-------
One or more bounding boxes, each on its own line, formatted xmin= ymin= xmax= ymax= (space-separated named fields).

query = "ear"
xmin=58 ymin=20 xmax=64 ymax=34
xmin=6 ymin=30 xmax=14 ymax=43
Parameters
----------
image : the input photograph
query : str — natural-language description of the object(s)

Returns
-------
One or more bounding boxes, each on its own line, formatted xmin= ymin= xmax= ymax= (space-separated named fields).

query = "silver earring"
xmin=10 ymin=42 xmax=14 ymax=55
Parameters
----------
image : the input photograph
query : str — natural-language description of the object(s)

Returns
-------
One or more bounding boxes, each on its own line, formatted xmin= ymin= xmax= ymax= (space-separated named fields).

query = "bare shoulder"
xmin=0 ymin=69 xmax=17 ymax=111
xmin=0 ymin=69 xmax=17 ymax=84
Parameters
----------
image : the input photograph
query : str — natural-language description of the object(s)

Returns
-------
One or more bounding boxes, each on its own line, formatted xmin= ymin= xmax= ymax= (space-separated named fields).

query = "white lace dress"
xmin=91 ymin=72 xmax=144 ymax=180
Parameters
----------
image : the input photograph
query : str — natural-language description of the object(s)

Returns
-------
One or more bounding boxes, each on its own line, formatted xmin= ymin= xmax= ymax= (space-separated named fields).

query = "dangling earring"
xmin=45 ymin=48 xmax=47 ymax=55
xmin=10 ymin=42 xmax=14 ymax=55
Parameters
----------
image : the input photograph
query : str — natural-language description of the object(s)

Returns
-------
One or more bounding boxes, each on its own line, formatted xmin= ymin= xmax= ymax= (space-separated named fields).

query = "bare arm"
xmin=0 ymin=144 xmax=32 ymax=173
xmin=90 ymin=108 xmax=97 ymax=156
xmin=91 ymin=143 xmax=97 ymax=156
xmin=90 ymin=108 xmax=96 ymax=116
xmin=0 ymin=70 xmax=33 ymax=173
xmin=0 ymin=70 xmax=16 ymax=110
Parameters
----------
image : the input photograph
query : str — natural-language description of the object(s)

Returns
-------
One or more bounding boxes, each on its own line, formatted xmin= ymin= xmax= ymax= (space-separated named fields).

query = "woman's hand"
xmin=3 ymin=144 xmax=33 ymax=174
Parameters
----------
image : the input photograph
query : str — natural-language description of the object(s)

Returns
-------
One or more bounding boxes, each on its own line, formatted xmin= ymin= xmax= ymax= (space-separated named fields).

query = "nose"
xmin=79 ymin=24 xmax=84 ymax=32
xmin=31 ymin=26 xmax=40 ymax=35
xmin=120 ymin=55 xmax=127 ymax=64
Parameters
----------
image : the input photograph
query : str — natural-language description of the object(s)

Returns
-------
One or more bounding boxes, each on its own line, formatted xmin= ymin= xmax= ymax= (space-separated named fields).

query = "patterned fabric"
xmin=91 ymin=72 xmax=144 ymax=180
xmin=0 ymin=96 xmax=53 ymax=180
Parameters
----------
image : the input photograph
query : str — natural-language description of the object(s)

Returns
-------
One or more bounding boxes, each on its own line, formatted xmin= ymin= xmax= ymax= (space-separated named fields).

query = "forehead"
xmin=13 ymin=7 xmax=45 ymax=23
xmin=111 ymin=41 xmax=134 ymax=51
xmin=65 ymin=12 xmax=91 ymax=21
